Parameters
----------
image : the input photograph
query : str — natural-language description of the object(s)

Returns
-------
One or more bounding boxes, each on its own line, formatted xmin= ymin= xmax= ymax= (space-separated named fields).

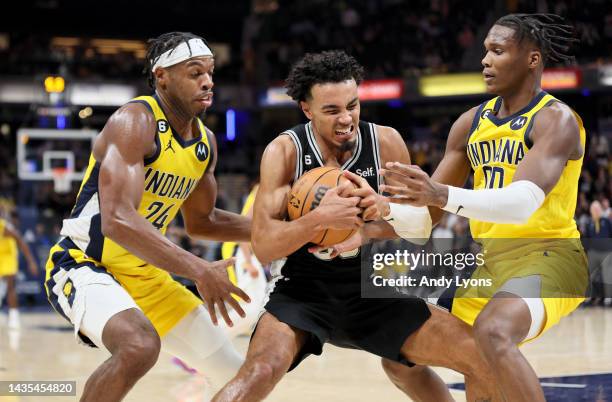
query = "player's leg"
xmin=6 ymin=275 xmax=19 ymax=329
xmin=161 ymin=305 xmax=245 ymax=388
xmin=472 ymin=293 xmax=545 ymax=402
xmin=381 ymin=359 xmax=454 ymax=402
xmin=213 ymin=312 xmax=308 ymax=402
xmin=46 ymin=257 xmax=157 ymax=402
xmin=81 ymin=307 xmax=161 ymax=402
xmin=399 ymin=304 xmax=504 ymax=401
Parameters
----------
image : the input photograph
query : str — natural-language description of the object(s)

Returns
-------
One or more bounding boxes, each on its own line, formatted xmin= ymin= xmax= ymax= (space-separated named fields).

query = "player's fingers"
xmin=388 ymin=197 xmax=418 ymax=205
xmin=379 ymin=184 xmax=411 ymax=196
xmin=362 ymin=206 xmax=379 ymax=221
xmin=379 ymin=170 xmax=421 ymax=187
xmin=225 ymin=295 xmax=247 ymax=318
xmin=215 ymin=257 xmax=236 ymax=269
xmin=217 ymin=299 xmax=233 ymax=327
xmin=384 ymin=162 xmax=420 ymax=175
xmin=206 ymin=298 xmax=219 ymax=325
xmin=358 ymin=196 xmax=375 ymax=208
xmin=231 ymin=285 xmax=251 ymax=304
xmin=342 ymin=170 xmax=368 ymax=188
xmin=335 ymin=182 xmax=355 ymax=198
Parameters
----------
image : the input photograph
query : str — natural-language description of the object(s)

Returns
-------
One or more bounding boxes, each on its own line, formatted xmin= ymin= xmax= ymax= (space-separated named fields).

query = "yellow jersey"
xmin=221 ymin=185 xmax=258 ymax=285
xmin=0 ymin=218 xmax=17 ymax=261
xmin=466 ymin=91 xmax=585 ymax=240
xmin=59 ymin=95 xmax=213 ymax=271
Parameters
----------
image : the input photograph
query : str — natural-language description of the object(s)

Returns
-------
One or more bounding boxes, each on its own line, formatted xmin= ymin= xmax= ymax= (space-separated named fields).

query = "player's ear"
xmin=154 ymin=68 xmax=168 ymax=90
xmin=300 ymin=101 xmax=313 ymax=120
xmin=528 ymin=49 xmax=541 ymax=70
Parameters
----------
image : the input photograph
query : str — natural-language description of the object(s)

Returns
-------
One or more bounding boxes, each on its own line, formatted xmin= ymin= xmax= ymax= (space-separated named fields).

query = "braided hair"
xmin=495 ymin=14 xmax=578 ymax=65
xmin=143 ymin=32 xmax=212 ymax=89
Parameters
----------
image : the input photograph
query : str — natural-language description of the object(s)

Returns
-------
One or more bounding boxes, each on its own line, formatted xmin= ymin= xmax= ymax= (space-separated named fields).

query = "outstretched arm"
xmin=382 ymin=102 xmax=582 ymax=224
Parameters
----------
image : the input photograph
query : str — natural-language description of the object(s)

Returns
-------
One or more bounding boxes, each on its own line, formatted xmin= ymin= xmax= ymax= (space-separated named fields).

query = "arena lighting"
xmin=357 ymin=79 xmax=404 ymax=100
xmin=44 ymin=76 xmax=65 ymax=93
xmin=226 ymin=109 xmax=236 ymax=141
xmin=420 ymin=73 xmax=486 ymax=97
xmin=56 ymin=115 xmax=66 ymax=129
xmin=541 ymin=68 xmax=580 ymax=90
xmin=598 ymin=65 xmax=612 ymax=86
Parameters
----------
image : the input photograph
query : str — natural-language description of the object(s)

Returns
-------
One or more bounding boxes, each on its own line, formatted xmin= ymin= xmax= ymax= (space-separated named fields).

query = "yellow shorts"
xmin=0 ymin=251 xmax=18 ymax=276
xmin=451 ymin=239 xmax=588 ymax=341
xmin=45 ymin=238 xmax=201 ymax=338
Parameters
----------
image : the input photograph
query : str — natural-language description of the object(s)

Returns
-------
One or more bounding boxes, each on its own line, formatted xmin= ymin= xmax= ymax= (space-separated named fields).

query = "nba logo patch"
xmin=195 ymin=142 xmax=209 ymax=161
xmin=510 ymin=116 xmax=527 ymax=130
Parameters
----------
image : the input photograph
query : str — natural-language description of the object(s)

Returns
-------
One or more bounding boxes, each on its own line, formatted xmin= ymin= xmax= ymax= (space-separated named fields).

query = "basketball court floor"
xmin=1 ymin=307 xmax=611 ymax=401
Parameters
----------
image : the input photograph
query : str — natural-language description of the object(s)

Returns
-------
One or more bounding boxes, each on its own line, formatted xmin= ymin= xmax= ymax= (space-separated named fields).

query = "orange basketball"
xmin=287 ymin=166 xmax=358 ymax=247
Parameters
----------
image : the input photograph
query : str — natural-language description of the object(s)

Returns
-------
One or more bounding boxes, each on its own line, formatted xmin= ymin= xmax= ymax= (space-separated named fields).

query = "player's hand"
xmin=342 ymin=171 xmax=390 ymax=221
xmin=194 ymin=257 xmax=251 ymax=327
xmin=379 ymin=162 xmax=448 ymax=208
xmin=28 ymin=261 xmax=39 ymax=277
xmin=243 ymin=260 xmax=259 ymax=278
xmin=308 ymin=228 xmax=365 ymax=259
xmin=316 ymin=184 xmax=364 ymax=230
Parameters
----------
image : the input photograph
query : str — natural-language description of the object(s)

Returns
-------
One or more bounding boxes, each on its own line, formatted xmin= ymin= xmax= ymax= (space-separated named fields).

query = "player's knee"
xmin=473 ymin=316 xmax=514 ymax=356
xmin=247 ymin=359 xmax=276 ymax=384
xmin=381 ymin=358 xmax=414 ymax=382
xmin=115 ymin=329 xmax=161 ymax=376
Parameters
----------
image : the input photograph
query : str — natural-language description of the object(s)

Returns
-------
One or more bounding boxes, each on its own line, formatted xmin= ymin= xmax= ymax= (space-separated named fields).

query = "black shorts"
xmin=260 ymin=274 xmax=431 ymax=371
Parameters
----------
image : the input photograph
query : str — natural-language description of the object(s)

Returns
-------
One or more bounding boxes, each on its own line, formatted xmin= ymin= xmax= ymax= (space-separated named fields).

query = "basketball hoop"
xmin=52 ymin=167 xmax=72 ymax=194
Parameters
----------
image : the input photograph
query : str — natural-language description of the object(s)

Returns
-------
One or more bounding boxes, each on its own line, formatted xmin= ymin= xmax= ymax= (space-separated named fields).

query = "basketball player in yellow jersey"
xmin=380 ymin=14 xmax=586 ymax=402
xmin=220 ymin=184 xmax=268 ymax=338
xmin=44 ymin=32 xmax=252 ymax=402
xmin=0 ymin=216 xmax=38 ymax=329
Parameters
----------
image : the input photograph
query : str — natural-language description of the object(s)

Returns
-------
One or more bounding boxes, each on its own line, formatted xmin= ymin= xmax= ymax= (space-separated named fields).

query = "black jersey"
xmin=276 ymin=120 xmax=383 ymax=281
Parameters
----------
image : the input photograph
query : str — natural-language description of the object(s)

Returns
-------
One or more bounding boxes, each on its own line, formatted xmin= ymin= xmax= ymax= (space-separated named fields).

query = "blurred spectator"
xmin=585 ymin=200 xmax=612 ymax=307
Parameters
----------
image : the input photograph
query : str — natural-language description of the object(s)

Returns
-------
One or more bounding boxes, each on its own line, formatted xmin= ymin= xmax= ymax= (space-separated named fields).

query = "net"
xmin=52 ymin=167 xmax=72 ymax=194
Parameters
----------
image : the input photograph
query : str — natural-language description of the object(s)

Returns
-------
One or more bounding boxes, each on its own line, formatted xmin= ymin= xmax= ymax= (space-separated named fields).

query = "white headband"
xmin=152 ymin=38 xmax=213 ymax=71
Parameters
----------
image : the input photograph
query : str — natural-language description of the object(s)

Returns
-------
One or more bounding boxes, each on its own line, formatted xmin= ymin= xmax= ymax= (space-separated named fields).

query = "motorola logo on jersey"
xmin=481 ymin=109 xmax=492 ymax=119
xmin=510 ymin=116 xmax=528 ymax=130
xmin=195 ymin=142 xmax=209 ymax=161
xmin=157 ymin=119 xmax=169 ymax=133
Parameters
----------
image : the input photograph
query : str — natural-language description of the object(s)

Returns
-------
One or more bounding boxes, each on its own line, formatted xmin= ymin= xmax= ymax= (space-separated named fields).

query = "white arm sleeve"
xmin=383 ymin=203 xmax=432 ymax=244
xmin=442 ymin=180 xmax=546 ymax=224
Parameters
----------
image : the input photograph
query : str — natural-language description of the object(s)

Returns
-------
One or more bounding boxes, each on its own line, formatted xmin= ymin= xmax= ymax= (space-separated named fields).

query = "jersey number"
xmin=145 ymin=201 xmax=172 ymax=230
xmin=483 ymin=166 xmax=505 ymax=189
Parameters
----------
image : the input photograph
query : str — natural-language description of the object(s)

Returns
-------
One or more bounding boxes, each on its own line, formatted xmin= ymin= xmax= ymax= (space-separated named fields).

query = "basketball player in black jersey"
xmin=213 ymin=51 xmax=501 ymax=402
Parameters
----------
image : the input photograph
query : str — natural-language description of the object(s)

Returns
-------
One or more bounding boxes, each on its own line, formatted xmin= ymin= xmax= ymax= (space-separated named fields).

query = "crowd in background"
xmin=1 ymin=0 xmax=610 ymax=85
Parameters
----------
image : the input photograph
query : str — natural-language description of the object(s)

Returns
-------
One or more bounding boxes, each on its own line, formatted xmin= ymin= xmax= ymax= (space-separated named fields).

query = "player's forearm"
xmin=238 ymin=242 xmax=254 ymax=262
xmin=15 ymin=236 xmax=37 ymax=266
xmin=186 ymin=208 xmax=251 ymax=242
xmin=252 ymin=212 xmax=323 ymax=264
xmin=362 ymin=221 xmax=397 ymax=240
xmin=102 ymin=211 xmax=201 ymax=280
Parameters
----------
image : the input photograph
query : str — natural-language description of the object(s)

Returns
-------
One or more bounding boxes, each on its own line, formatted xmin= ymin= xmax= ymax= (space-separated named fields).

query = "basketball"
xmin=287 ymin=166 xmax=358 ymax=247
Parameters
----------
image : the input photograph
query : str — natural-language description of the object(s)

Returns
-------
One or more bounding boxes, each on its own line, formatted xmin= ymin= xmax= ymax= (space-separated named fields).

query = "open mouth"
xmin=197 ymin=93 xmax=213 ymax=104
xmin=335 ymin=125 xmax=354 ymax=138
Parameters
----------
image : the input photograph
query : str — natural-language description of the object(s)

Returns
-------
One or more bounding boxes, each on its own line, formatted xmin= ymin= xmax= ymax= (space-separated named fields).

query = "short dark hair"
xmin=495 ymin=13 xmax=578 ymax=65
xmin=285 ymin=50 xmax=364 ymax=102
xmin=143 ymin=32 xmax=213 ymax=89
